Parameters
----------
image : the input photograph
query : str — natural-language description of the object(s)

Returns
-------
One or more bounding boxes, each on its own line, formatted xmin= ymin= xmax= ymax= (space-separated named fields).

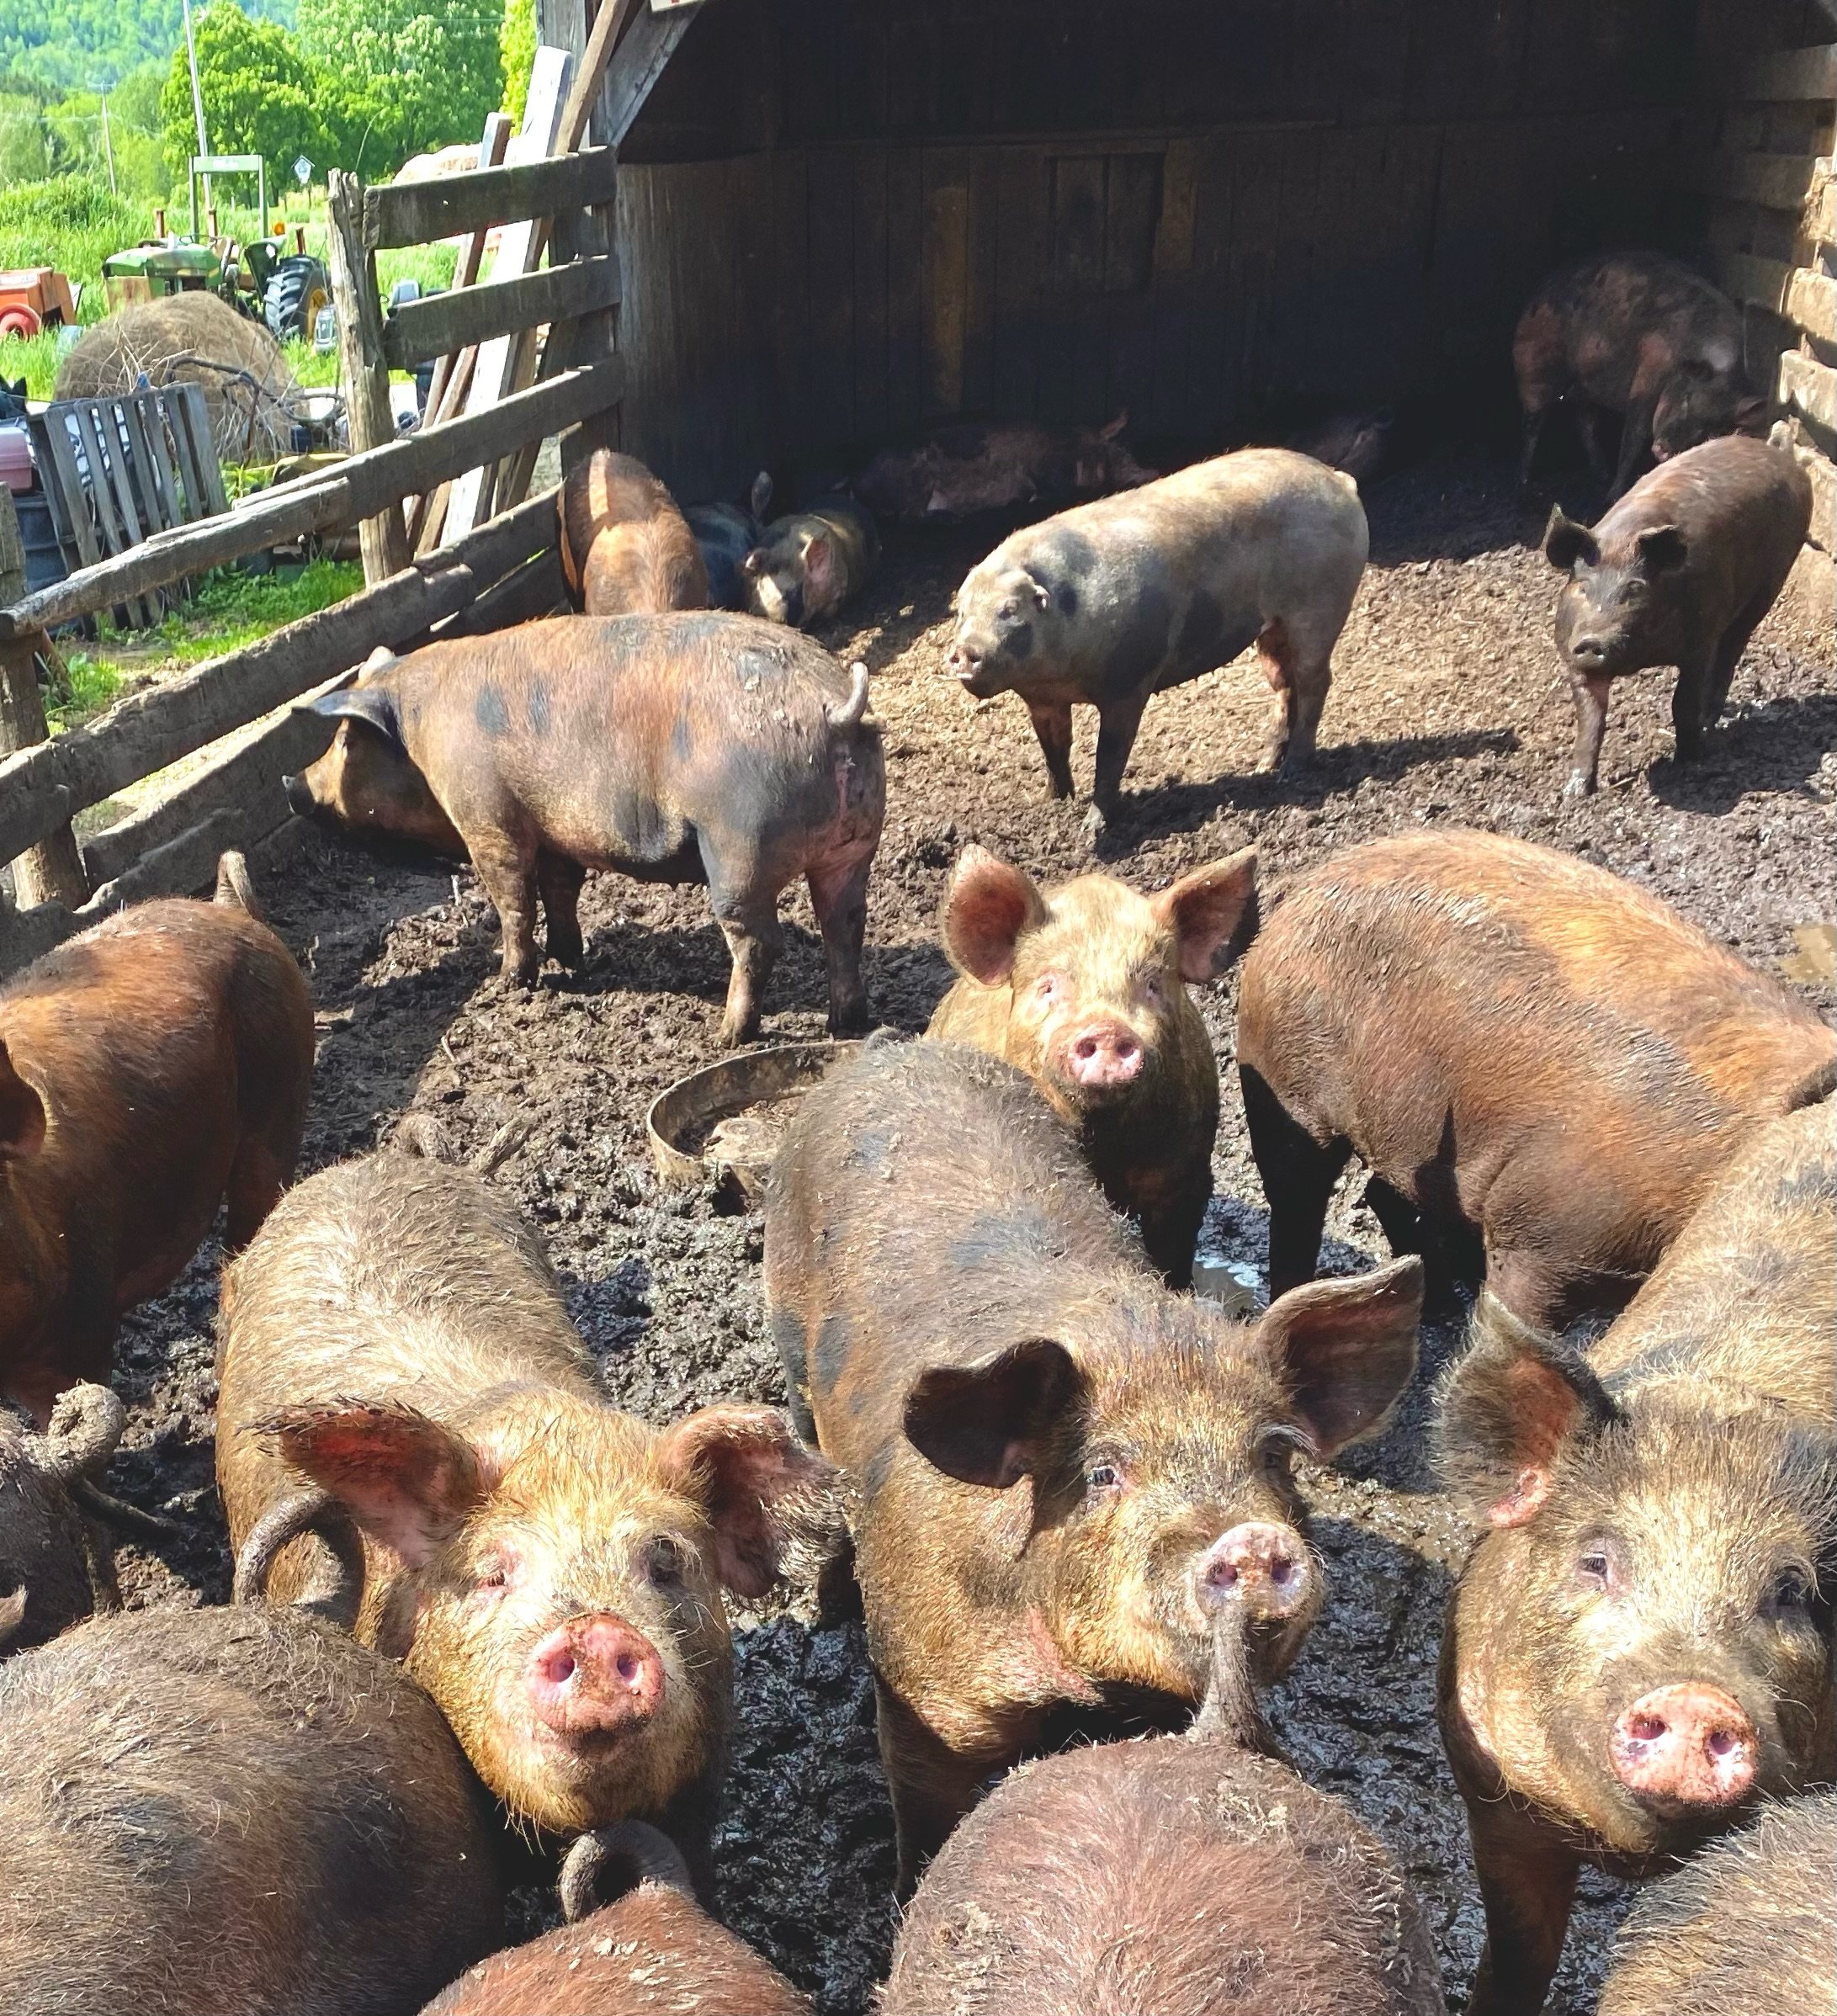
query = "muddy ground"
xmin=102 ymin=447 xmax=1834 ymax=2013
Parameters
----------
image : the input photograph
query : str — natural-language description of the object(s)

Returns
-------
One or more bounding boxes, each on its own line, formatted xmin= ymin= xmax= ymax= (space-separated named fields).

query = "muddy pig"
xmin=0 ymin=1382 xmax=127 ymax=1654
xmin=765 ymin=1036 xmax=1422 ymax=1888
xmin=425 ymin=1821 xmax=810 ymax=2014
xmin=741 ymin=492 xmax=879 ymax=626
xmin=284 ymin=613 xmax=884 ymax=1043
xmin=559 ymin=448 xmax=709 ymax=615
xmin=947 ymin=448 xmax=1367 ymax=825
xmin=1286 ymin=406 xmax=1396 ymax=486
xmin=1542 ymin=433 xmax=1811 ymax=795
xmin=926 ymin=843 xmax=1257 ymax=1286
xmin=1599 ymin=1793 xmax=1834 ymax=2016
xmin=218 ymin=1147 xmax=836 ymax=1881
xmin=853 ymin=413 xmax=1155 ymax=523
xmin=1515 ymin=251 xmax=1764 ymax=500
xmin=0 ymin=1603 xmax=502 ymax=2015
xmin=884 ymin=1608 xmax=1446 ymax=2016
xmin=1237 ymin=829 xmax=1835 ymax=1330
xmin=0 ymin=851 xmax=313 ymax=1424
xmin=1436 ymin=1099 xmax=1837 ymax=2016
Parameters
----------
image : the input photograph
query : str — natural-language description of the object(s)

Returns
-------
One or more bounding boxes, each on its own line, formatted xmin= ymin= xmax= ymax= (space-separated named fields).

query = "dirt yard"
xmin=102 ymin=447 xmax=1835 ymax=2014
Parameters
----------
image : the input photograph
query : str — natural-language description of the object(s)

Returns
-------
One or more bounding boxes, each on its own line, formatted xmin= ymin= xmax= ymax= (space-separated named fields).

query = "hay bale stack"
xmin=55 ymin=295 xmax=305 ymax=464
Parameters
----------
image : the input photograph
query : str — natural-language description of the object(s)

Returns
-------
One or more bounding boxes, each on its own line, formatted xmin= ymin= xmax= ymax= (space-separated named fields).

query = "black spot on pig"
xmin=475 ymin=685 xmax=509 ymax=736
xmin=672 ymin=713 xmax=693 ymax=764
xmin=1176 ymin=590 xmax=1227 ymax=672
xmin=1041 ymin=528 xmax=1097 ymax=580
xmin=1104 ymin=582 xmax=1173 ymax=698
xmin=527 ymin=682 xmax=551 ymax=737
xmin=948 ymin=1202 xmax=1059 ymax=1271
xmin=1005 ymin=623 xmax=1034 ymax=662
xmin=1055 ymin=582 xmax=1080 ymax=618
xmin=814 ymin=1312 xmax=854 ymax=1396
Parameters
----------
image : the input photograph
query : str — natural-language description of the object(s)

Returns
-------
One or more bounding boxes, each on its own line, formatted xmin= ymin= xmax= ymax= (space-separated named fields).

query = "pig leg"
xmin=1137 ymin=1166 xmax=1210 ymax=1291
xmin=874 ymin=1677 xmax=1002 ymax=1896
xmin=1240 ymin=1064 xmax=1350 ymax=1298
xmin=1463 ymin=1796 xmax=1582 ymax=2016
xmin=1025 ymin=699 xmax=1076 ymax=801
xmin=701 ymin=843 xmax=783 ymax=1046
xmin=1606 ymin=394 xmax=1657 ymax=505
xmin=1256 ymin=619 xmax=1332 ymax=773
xmin=1517 ymin=406 xmax=1551 ymax=488
xmin=1564 ymin=668 xmax=1613 ymax=798
xmin=467 ymin=830 xmax=544 ymax=984
xmin=1575 ymin=404 xmax=1612 ymax=485
xmin=223 ymin=1138 xmax=294 ymax=1253
xmin=1670 ymin=648 xmax=1718 ymax=761
xmin=534 ymin=852 xmax=587 ymax=969
xmin=807 ymin=856 xmax=873 ymax=1037
xmin=1705 ymin=604 xmax=1765 ymax=725
xmin=1090 ymin=695 xmax=1150 ymax=828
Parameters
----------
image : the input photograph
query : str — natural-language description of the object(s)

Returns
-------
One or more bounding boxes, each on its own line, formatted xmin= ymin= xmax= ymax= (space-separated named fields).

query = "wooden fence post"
xmin=0 ymin=489 xmax=86 ymax=910
xmin=327 ymin=169 xmax=411 ymax=585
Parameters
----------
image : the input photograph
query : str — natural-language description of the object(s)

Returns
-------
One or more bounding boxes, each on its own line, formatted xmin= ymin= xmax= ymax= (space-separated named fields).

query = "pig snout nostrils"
xmin=1065 ymin=1023 xmax=1143 ymax=1090
xmin=1609 ymin=1683 xmax=1756 ymax=1810
xmin=1196 ymin=1522 xmax=1313 ymax=1621
xmin=527 ymin=1616 xmax=665 ymax=1741
xmin=281 ymin=773 xmax=314 ymax=818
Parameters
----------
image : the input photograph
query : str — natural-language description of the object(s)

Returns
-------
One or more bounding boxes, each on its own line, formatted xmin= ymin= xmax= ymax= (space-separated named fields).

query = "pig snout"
xmin=1609 ymin=1683 xmax=1756 ymax=1811
xmin=1062 ymin=1019 xmax=1144 ymax=1092
xmin=946 ymin=639 xmax=982 ymax=682
xmin=281 ymin=772 xmax=315 ymax=818
xmin=1195 ymin=1521 xmax=1314 ymax=1623
xmin=527 ymin=1615 xmax=666 ymax=1742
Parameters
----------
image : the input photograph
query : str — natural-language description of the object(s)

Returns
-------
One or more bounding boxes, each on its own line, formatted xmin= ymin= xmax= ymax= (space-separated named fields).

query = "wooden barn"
xmin=571 ymin=0 xmax=1834 ymax=557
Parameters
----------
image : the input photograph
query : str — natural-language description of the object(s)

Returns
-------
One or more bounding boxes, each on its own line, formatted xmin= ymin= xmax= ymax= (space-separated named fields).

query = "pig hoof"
xmin=547 ymin=936 xmax=586 ymax=970
xmin=1562 ymin=771 xmax=1596 ymax=800
xmin=828 ymin=1004 xmax=872 ymax=1039
xmin=1079 ymin=804 xmax=1109 ymax=846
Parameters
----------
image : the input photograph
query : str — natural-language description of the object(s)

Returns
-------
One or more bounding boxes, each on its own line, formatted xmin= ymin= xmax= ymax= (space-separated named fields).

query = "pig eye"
xmin=475 ymin=1551 xmax=514 ymax=1597
xmin=1769 ymin=1567 xmax=1814 ymax=1615
xmin=645 ymin=1536 xmax=685 ymax=1585
xmin=1139 ymin=971 xmax=1165 ymax=1004
xmin=1576 ymin=1541 xmax=1622 ymax=1592
xmin=1084 ymin=1461 xmax=1123 ymax=1495
xmin=1035 ymin=973 xmax=1065 ymax=1002
xmin=996 ymin=601 xmax=1015 ymax=621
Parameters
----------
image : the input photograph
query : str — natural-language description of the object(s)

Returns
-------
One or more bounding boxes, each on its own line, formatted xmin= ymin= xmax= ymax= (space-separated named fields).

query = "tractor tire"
xmin=0 ymin=306 xmax=41 ymax=340
xmin=265 ymin=257 xmax=332 ymax=342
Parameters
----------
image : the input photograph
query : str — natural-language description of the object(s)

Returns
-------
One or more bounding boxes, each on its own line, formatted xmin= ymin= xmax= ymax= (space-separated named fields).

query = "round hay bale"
xmin=55 ymin=294 xmax=306 ymax=464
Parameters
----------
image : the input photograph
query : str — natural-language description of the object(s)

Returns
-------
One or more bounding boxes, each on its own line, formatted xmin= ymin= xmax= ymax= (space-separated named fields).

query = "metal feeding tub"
xmin=646 ymin=1041 xmax=862 ymax=1207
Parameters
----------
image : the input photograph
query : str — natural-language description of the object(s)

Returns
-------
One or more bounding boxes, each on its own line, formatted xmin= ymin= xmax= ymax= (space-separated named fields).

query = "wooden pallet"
xmin=27 ymin=385 xmax=227 ymax=630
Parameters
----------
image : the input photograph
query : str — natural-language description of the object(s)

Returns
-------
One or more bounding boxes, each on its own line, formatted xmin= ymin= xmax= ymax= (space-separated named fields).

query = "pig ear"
xmin=749 ymin=470 xmax=774 ymax=519
xmin=939 ymin=846 xmax=1047 ymax=986
xmin=1256 ymin=1256 xmax=1423 ymax=1457
xmin=1435 ymin=1293 xmax=1622 ymax=1528
xmin=1636 ymin=524 xmax=1688 ymax=574
xmin=803 ymin=532 xmax=839 ymax=599
xmin=0 ymin=1040 xmax=46 ymax=1160
xmin=1155 ymin=847 xmax=1258 ymax=984
xmin=654 ymin=1404 xmax=839 ymax=1600
xmin=1733 ymin=393 xmax=1767 ymax=429
xmin=741 ymin=548 xmax=766 ymax=577
xmin=903 ymin=1337 xmax=1083 ymax=1488
xmin=1026 ymin=573 xmax=1051 ymax=610
xmin=298 ymin=686 xmax=406 ymax=753
xmin=1542 ymin=507 xmax=1598 ymax=572
xmin=259 ymin=1402 xmax=491 ymax=1569
xmin=1099 ymin=410 xmax=1128 ymax=441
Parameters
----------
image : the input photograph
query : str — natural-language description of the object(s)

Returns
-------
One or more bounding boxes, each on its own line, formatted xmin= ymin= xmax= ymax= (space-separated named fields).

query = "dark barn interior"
xmin=608 ymin=0 xmax=1834 ymax=517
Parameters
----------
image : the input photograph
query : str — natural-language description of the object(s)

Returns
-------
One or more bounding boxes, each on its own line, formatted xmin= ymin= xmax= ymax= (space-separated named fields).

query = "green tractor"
xmin=101 ymin=155 xmax=332 ymax=342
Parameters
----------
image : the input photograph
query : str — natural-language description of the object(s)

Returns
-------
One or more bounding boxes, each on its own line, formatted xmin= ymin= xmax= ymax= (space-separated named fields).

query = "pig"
xmin=0 ymin=851 xmax=314 ymax=1424
xmin=946 ymin=448 xmax=1368 ymax=825
xmin=283 ymin=613 xmax=884 ymax=1044
xmin=884 ymin=1607 xmax=1447 ymax=2015
xmin=217 ymin=1146 xmax=837 ymax=1882
xmin=558 ymin=448 xmax=709 ymax=615
xmin=1436 ymin=1098 xmax=1837 ymax=2016
xmin=1514 ymin=251 xmax=1765 ymax=500
xmin=853 ymin=413 xmax=1156 ymax=523
xmin=764 ymin=1034 xmax=1423 ymax=1888
xmin=1286 ymin=406 xmax=1396 ymax=486
xmin=0 ymin=1382 xmax=125 ymax=1654
xmin=424 ymin=1820 xmax=810 ymax=2014
xmin=1542 ymin=433 xmax=1812 ymax=796
xmin=925 ymin=844 xmax=1258 ymax=1286
xmin=1237 ymin=829 xmax=1836 ymax=1330
xmin=0 ymin=1603 xmax=502 ymax=2015
xmin=685 ymin=473 xmax=774 ymax=610
xmin=1598 ymin=1793 xmax=1834 ymax=2016
xmin=741 ymin=493 xmax=879 ymax=627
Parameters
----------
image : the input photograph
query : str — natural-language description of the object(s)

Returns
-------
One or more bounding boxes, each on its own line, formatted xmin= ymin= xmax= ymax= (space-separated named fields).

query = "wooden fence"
xmin=0 ymin=0 xmax=700 ymax=979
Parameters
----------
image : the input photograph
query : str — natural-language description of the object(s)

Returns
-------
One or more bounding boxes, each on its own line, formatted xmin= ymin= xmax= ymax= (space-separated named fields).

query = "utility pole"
xmin=98 ymin=90 xmax=117 ymax=195
xmin=183 ymin=0 xmax=210 ymax=225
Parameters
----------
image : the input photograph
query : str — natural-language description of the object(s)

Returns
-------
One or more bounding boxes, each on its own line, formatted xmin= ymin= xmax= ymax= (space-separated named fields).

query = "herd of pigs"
xmin=0 ymin=243 xmax=1830 ymax=2016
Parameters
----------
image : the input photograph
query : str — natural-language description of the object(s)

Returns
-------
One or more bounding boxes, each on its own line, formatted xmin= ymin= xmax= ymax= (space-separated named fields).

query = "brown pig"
xmin=946 ymin=448 xmax=1367 ymax=825
xmin=741 ymin=494 xmax=880 ymax=628
xmin=1542 ymin=434 xmax=1812 ymax=795
xmin=218 ymin=1147 xmax=837 ymax=1882
xmin=0 ymin=1382 xmax=126 ymax=1654
xmin=1515 ymin=251 xmax=1764 ymax=500
xmin=1436 ymin=1099 xmax=1837 ymax=2016
xmin=1237 ymin=830 xmax=1835 ymax=1330
xmin=284 ymin=613 xmax=884 ymax=1043
xmin=884 ymin=1610 xmax=1447 ymax=2016
xmin=559 ymin=448 xmax=709 ymax=616
xmin=926 ymin=844 xmax=1258 ymax=1286
xmin=424 ymin=1821 xmax=810 ymax=2015
xmin=764 ymin=1035 xmax=1423 ymax=1889
xmin=1598 ymin=1793 xmax=1835 ymax=2016
xmin=0 ymin=851 xmax=313 ymax=1424
xmin=853 ymin=413 xmax=1156 ymax=523
xmin=0 ymin=1604 xmax=502 ymax=2015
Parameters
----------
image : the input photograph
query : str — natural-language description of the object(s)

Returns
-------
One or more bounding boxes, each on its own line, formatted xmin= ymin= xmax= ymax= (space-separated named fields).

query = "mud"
xmin=97 ymin=448 xmax=1833 ymax=2013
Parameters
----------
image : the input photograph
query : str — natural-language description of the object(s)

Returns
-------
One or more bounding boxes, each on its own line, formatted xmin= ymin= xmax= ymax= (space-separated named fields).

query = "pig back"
xmin=1593 ymin=436 xmax=1812 ymax=581
xmin=764 ymin=1037 xmax=1138 ymax=1471
xmin=0 ymin=1605 xmax=501 ymax=2015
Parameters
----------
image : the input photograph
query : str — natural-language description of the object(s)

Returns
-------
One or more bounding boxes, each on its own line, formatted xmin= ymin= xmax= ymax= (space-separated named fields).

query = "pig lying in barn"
xmin=946 ymin=448 xmax=1367 ymax=826
xmin=558 ymin=448 xmax=709 ymax=615
xmin=766 ymin=1035 xmax=1422 ymax=1888
xmin=853 ymin=413 xmax=1156 ymax=522
xmin=685 ymin=472 xmax=775 ymax=609
xmin=1542 ymin=433 xmax=1811 ymax=796
xmin=1515 ymin=250 xmax=1764 ymax=501
xmin=1436 ymin=1099 xmax=1837 ymax=2016
xmin=741 ymin=493 xmax=880 ymax=628
xmin=0 ymin=851 xmax=313 ymax=1425
xmin=285 ymin=613 xmax=884 ymax=1044
xmin=219 ymin=1146 xmax=837 ymax=1884
xmin=1237 ymin=829 xmax=1834 ymax=1329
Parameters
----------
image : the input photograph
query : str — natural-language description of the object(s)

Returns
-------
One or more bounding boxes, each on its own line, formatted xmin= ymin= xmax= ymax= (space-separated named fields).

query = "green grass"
xmin=45 ymin=648 xmax=123 ymax=732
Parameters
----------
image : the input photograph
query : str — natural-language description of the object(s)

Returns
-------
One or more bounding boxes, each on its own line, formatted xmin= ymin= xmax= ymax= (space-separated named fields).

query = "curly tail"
xmin=214 ymin=851 xmax=263 ymax=920
xmin=825 ymin=661 xmax=872 ymax=732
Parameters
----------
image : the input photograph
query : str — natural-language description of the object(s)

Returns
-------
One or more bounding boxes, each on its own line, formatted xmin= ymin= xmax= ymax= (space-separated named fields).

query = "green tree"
xmin=0 ymin=90 xmax=50 ymax=186
xmin=159 ymin=3 xmax=325 ymax=191
xmin=500 ymin=0 xmax=534 ymax=131
xmin=298 ymin=0 xmax=502 ymax=178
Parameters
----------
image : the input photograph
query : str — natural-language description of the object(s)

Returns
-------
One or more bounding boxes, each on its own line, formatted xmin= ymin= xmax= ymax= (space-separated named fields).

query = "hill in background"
xmin=2 ymin=0 xmax=296 ymax=93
